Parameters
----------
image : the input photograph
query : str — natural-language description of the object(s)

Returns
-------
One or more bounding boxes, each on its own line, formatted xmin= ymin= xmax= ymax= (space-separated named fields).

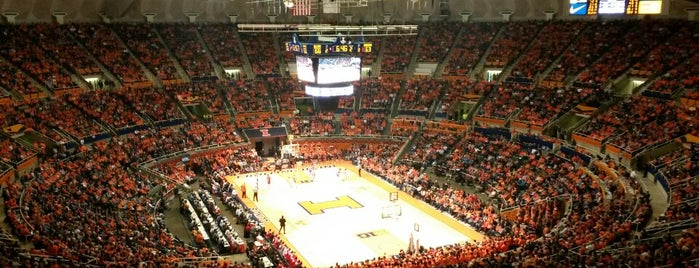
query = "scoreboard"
xmin=570 ymin=0 xmax=662 ymax=15
xmin=285 ymin=34 xmax=372 ymax=56
xmin=286 ymin=43 xmax=373 ymax=55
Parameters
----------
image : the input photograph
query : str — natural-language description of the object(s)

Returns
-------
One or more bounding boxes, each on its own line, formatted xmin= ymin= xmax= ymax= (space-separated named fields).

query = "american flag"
xmin=292 ymin=0 xmax=312 ymax=16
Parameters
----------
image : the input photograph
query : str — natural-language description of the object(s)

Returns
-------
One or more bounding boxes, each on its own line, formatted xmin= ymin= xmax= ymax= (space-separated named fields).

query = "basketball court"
xmin=226 ymin=161 xmax=485 ymax=267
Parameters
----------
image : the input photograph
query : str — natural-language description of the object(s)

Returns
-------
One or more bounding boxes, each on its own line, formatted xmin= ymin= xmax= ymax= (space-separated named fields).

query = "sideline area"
xmin=226 ymin=160 xmax=486 ymax=267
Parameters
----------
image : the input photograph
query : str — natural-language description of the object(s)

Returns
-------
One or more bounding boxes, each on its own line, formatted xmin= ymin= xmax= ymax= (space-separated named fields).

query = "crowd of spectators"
xmin=443 ymin=23 xmax=500 ymax=76
xmin=645 ymin=39 xmax=699 ymax=99
xmin=484 ymin=22 xmax=542 ymax=68
xmin=198 ymin=24 xmax=246 ymax=68
xmin=167 ymin=82 xmax=228 ymax=116
xmin=398 ymin=77 xmax=445 ymax=113
xmin=267 ymin=77 xmax=300 ymax=113
xmin=29 ymin=24 xmax=101 ymax=76
xmin=477 ymin=82 xmax=534 ymax=120
xmin=576 ymin=95 xmax=698 ymax=154
xmin=70 ymin=23 xmax=148 ymax=84
xmin=437 ymin=79 xmax=492 ymax=119
xmin=576 ymin=21 xmax=676 ymax=87
xmin=401 ymin=127 xmax=460 ymax=167
xmin=0 ymin=25 xmax=78 ymax=92
xmin=416 ymin=22 xmax=461 ymax=63
xmin=545 ymin=21 xmax=629 ymax=83
xmin=235 ymin=113 xmax=283 ymax=130
xmin=630 ymin=22 xmax=698 ymax=80
xmin=337 ymin=95 xmax=355 ymax=111
xmin=31 ymin=98 xmax=107 ymax=139
xmin=381 ymin=36 xmax=416 ymax=73
xmin=338 ymin=112 xmax=386 ymax=136
xmin=111 ymin=23 xmax=180 ymax=81
xmin=510 ymin=21 xmax=586 ymax=81
xmin=358 ymin=77 xmax=400 ymax=111
xmin=225 ymin=80 xmax=272 ymax=113
xmin=288 ymin=113 xmax=336 ymax=136
xmin=512 ymin=85 xmax=596 ymax=127
xmin=116 ymin=86 xmax=184 ymax=122
xmin=389 ymin=118 xmax=421 ymax=137
xmin=157 ymin=24 xmax=216 ymax=79
xmin=239 ymin=33 xmax=280 ymax=76
xmin=0 ymin=138 xmax=35 ymax=165
xmin=70 ymin=90 xmax=145 ymax=129
xmin=0 ymin=60 xmax=43 ymax=96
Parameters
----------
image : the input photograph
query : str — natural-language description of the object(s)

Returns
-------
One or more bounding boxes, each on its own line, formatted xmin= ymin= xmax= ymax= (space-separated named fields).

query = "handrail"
xmin=138 ymin=141 xmax=249 ymax=168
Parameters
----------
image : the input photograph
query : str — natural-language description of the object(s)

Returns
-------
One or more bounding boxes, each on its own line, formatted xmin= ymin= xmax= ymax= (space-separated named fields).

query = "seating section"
xmin=510 ymin=21 xmax=587 ymax=81
xmin=477 ymin=83 xmax=535 ymax=120
xmin=199 ymin=24 xmax=246 ymax=68
xmin=484 ymin=22 xmax=542 ymax=68
xmin=361 ymin=36 xmax=381 ymax=66
xmin=437 ymin=79 xmax=492 ymax=118
xmin=443 ymin=22 xmax=500 ymax=76
xmin=31 ymin=24 xmax=101 ymax=76
xmin=33 ymin=98 xmax=107 ymax=139
xmin=512 ymin=86 xmax=597 ymax=127
xmin=545 ymin=21 xmax=629 ymax=84
xmin=225 ymin=80 xmax=272 ymax=113
xmin=116 ymin=86 xmax=184 ymax=122
xmin=358 ymin=77 xmax=400 ymax=111
xmin=577 ymin=95 xmax=698 ymax=153
xmin=157 ymin=24 xmax=215 ymax=79
xmin=70 ymin=90 xmax=144 ymax=129
xmin=267 ymin=77 xmax=300 ymax=113
xmin=398 ymin=77 xmax=445 ymax=114
xmin=168 ymin=82 xmax=227 ymax=116
xmin=576 ymin=21 xmax=676 ymax=87
xmin=72 ymin=24 xmax=148 ymax=84
xmin=0 ymin=25 xmax=77 ymax=92
xmin=0 ymin=60 xmax=43 ymax=96
xmin=111 ymin=23 xmax=179 ymax=81
xmin=0 ymin=137 xmax=35 ymax=165
xmin=381 ymin=35 xmax=416 ymax=73
xmin=288 ymin=113 xmax=335 ymax=136
xmin=235 ymin=113 xmax=283 ymax=129
xmin=645 ymin=33 xmax=699 ymax=99
xmin=417 ymin=22 xmax=461 ymax=63
xmin=338 ymin=112 xmax=386 ymax=136
xmin=239 ymin=33 xmax=279 ymax=76
xmin=389 ymin=118 xmax=421 ymax=137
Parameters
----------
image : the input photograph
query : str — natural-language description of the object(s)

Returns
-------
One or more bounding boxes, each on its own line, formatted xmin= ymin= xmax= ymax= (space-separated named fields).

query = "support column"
xmin=500 ymin=10 xmax=513 ymax=22
xmin=99 ymin=12 xmax=112 ymax=23
xmin=544 ymin=10 xmax=556 ymax=21
xmin=268 ymin=14 xmax=277 ymax=23
xmin=227 ymin=14 xmax=238 ymax=23
xmin=143 ymin=12 xmax=157 ymax=23
xmin=460 ymin=11 xmax=471 ymax=22
xmin=3 ymin=11 xmax=19 ymax=24
xmin=306 ymin=15 xmax=316 ymax=23
xmin=52 ymin=11 xmax=67 ymax=25
xmin=344 ymin=13 xmax=353 ymax=24
xmin=186 ymin=12 xmax=198 ymax=23
xmin=383 ymin=13 xmax=392 ymax=24
xmin=687 ymin=8 xmax=699 ymax=21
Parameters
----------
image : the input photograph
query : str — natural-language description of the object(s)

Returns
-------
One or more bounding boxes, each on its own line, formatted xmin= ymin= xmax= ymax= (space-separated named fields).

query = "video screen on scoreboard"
xmin=598 ymin=0 xmax=626 ymax=14
xmin=316 ymin=56 xmax=361 ymax=84
xmin=296 ymin=55 xmax=316 ymax=83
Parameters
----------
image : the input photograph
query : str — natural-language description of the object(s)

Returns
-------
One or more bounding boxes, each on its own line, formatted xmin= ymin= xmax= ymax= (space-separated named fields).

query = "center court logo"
xmin=298 ymin=195 xmax=363 ymax=215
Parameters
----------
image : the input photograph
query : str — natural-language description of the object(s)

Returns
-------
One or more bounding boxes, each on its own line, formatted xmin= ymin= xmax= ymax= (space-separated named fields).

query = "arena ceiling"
xmin=0 ymin=0 xmax=697 ymax=23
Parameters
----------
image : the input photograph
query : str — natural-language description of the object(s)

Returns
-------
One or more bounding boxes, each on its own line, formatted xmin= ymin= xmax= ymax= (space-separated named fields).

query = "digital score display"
xmin=569 ymin=0 xmax=661 ymax=15
xmin=286 ymin=42 xmax=373 ymax=56
xmin=598 ymin=0 xmax=626 ymax=14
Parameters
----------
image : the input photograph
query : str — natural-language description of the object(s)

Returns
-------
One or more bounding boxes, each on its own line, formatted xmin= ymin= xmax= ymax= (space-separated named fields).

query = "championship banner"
xmin=244 ymin=127 xmax=288 ymax=138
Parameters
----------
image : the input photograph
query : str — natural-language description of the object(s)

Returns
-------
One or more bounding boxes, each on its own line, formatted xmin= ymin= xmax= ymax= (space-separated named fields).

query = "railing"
xmin=138 ymin=141 xmax=249 ymax=168
xmin=292 ymin=133 xmax=406 ymax=142
xmin=644 ymin=217 xmax=698 ymax=234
